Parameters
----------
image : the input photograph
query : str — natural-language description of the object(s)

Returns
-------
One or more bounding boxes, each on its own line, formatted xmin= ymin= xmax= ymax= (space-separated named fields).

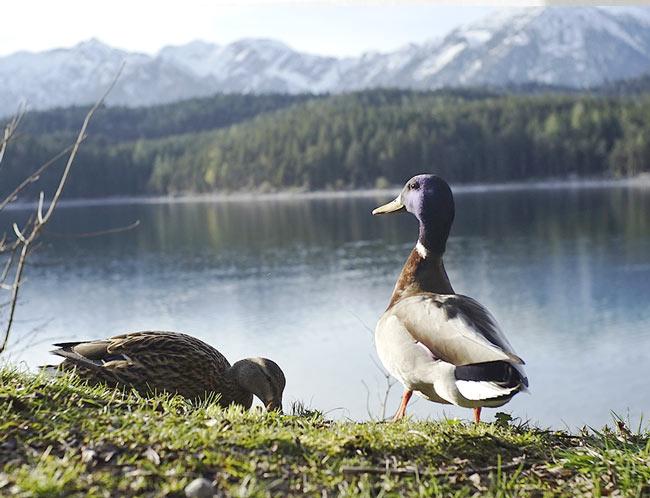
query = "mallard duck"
xmin=49 ymin=331 xmax=286 ymax=411
xmin=372 ymin=174 xmax=528 ymax=423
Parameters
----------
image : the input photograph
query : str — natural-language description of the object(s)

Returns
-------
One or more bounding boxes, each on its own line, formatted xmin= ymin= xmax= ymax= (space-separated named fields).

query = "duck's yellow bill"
xmin=372 ymin=197 xmax=405 ymax=215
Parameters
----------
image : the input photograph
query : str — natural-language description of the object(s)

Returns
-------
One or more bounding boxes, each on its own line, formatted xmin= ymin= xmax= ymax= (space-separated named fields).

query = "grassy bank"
xmin=1 ymin=369 xmax=648 ymax=497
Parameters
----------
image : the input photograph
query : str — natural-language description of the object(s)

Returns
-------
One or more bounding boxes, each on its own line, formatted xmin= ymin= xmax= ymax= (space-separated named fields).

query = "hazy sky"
xmin=2 ymin=1 xmax=501 ymax=57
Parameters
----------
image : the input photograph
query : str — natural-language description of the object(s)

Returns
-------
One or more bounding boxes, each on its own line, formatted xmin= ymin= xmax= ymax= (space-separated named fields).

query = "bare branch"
xmin=361 ymin=380 xmax=375 ymax=420
xmin=0 ymin=63 xmax=124 ymax=354
xmin=359 ymin=353 xmax=398 ymax=421
xmin=37 ymin=192 xmax=45 ymax=224
xmin=0 ymin=104 xmax=26 ymax=168
xmin=0 ymin=144 xmax=75 ymax=213
xmin=0 ymin=242 xmax=29 ymax=351
xmin=12 ymin=223 xmax=26 ymax=243
xmin=0 ymin=250 xmax=17 ymax=284
xmin=40 ymin=65 xmax=124 ymax=225
xmin=45 ymin=219 xmax=140 ymax=239
xmin=5 ymin=318 xmax=55 ymax=351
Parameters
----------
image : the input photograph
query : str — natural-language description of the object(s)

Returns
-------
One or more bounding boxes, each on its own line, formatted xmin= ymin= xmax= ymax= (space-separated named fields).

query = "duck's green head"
xmin=373 ymin=174 xmax=455 ymax=255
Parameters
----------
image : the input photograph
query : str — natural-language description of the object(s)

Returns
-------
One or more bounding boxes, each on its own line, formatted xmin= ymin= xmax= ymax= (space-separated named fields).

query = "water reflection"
xmin=3 ymin=185 xmax=650 ymax=428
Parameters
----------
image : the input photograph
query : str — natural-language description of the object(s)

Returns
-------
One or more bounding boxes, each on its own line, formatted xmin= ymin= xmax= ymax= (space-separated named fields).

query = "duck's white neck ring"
xmin=415 ymin=241 xmax=429 ymax=258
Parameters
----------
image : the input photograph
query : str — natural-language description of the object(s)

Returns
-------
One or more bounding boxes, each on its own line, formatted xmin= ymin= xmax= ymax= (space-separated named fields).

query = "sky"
xmin=1 ymin=1 xmax=502 ymax=58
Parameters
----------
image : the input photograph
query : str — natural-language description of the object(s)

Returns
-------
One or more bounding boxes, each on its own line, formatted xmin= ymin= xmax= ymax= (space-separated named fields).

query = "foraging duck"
xmin=49 ymin=331 xmax=286 ymax=411
xmin=372 ymin=174 xmax=528 ymax=423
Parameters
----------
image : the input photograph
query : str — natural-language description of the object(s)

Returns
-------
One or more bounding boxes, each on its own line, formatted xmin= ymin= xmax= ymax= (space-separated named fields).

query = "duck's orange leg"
xmin=473 ymin=407 xmax=482 ymax=424
xmin=392 ymin=390 xmax=413 ymax=421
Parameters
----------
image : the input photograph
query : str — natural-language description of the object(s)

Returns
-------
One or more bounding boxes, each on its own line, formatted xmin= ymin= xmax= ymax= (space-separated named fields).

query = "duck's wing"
xmin=51 ymin=331 xmax=230 ymax=398
xmin=105 ymin=331 xmax=230 ymax=368
xmin=50 ymin=338 xmax=136 ymax=387
xmin=389 ymin=294 xmax=524 ymax=366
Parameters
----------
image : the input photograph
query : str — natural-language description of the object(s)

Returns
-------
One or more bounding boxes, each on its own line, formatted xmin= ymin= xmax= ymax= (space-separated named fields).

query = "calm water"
xmin=4 ymin=185 xmax=650 ymax=428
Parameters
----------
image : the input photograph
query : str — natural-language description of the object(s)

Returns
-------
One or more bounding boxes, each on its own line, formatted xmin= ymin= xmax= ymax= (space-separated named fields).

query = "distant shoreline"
xmin=5 ymin=175 xmax=650 ymax=210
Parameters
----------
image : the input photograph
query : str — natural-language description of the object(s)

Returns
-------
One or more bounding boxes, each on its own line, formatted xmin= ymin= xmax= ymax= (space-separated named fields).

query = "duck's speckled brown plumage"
xmin=53 ymin=331 xmax=252 ymax=407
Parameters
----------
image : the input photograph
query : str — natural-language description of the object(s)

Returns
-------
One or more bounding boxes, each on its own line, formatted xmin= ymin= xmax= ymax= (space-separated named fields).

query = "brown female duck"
xmin=50 ymin=331 xmax=285 ymax=411
xmin=372 ymin=174 xmax=528 ymax=423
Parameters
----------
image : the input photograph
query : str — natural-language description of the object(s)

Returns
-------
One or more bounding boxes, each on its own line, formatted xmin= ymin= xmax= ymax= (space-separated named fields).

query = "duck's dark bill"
xmin=372 ymin=197 xmax=405 ymax=215
xmin=266 ymin=400 xmax=283 ymax=412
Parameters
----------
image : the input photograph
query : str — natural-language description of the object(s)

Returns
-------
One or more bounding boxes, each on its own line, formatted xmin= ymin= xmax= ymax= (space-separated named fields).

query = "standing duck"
xmin=49 ymin=331 xmax=286 ymax=411
xmin=372 ymin=174 xmax=528 ymax=423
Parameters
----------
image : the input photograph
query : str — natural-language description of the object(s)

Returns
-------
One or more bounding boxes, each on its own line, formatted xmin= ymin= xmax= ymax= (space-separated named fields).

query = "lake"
xmin=3 ymin=184 xmax=650 ymax=429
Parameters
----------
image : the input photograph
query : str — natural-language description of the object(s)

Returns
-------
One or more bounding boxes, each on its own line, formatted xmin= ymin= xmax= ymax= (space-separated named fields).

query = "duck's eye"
xmin=409 ymin=181 xmax=420 ymax=190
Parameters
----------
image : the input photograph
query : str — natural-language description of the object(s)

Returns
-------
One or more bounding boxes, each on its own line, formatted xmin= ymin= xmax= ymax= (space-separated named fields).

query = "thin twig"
xmin=340 ymin=458 xmax=528 ymax=478
xmin=0 ymin=249 xmax=17 ymax=283
xmin=369 ymin=354 xmax=397 ymax=420
xmin=360 ymin=356 xmax=397 ymax=421
xmin=0 ymin=105 xmax=26 ymax=168
xmin=12 ymin=223 xmax=26 ymax=243
xmin=37 ymin=192 xmax=45 ymax=224
xmin=44 ymin=219 xmax=140 ymax=239
xmin=40 ymin=65 xmax=124 ymax=224
xmin=361 ymin=379 xmax=375 ymax=420
xmin=1 ymin=242 xmax=30 ymax=351
xmin=0 ymin=144 xmax=75 ymax=213
xmin=341 ymin=466 xmax=419 ymax=476
xmin=5 ymin=318 xmax=54 ymax=350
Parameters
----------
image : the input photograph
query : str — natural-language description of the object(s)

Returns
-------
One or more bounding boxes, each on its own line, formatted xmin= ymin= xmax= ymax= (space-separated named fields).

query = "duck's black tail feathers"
xmin=454 ymin=361 xmax=528 ymax=402
xmin=455 ymin=361 xmax=528 ymax=387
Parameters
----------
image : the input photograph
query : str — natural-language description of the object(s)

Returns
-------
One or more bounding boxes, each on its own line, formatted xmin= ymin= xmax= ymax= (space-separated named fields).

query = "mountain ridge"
xmin=2 ymin=6 xmax=650 ymax=117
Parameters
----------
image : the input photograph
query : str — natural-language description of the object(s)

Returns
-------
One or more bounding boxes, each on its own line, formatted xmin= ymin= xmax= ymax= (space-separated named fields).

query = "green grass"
xmin=1 ymin=368 xmax=648 ymax=497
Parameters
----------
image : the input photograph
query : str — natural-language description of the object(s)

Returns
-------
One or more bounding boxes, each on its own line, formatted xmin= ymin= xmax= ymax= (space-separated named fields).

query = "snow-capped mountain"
xmin=2 ymin=6 xmax=650 ymax=117
xmin=398 ymin=6 xmax=650 ymax=89
xmin=159 ymin=39 xmax=342 ymax=93
xmin=0 ymin=39 xmax=217 ymax=116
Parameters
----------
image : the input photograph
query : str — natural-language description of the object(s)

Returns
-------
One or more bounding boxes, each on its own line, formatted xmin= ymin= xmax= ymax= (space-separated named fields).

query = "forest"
xmin=2 ymin=86 xmax=650 ymax=198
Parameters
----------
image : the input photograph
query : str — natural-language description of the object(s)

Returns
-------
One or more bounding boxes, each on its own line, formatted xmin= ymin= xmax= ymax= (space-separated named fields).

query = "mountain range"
xmin=2 ymin=6 xmax=650 ymax=117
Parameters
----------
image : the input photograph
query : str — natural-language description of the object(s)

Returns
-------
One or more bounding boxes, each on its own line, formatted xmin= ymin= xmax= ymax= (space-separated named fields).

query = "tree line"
xmin=2 ymin=89 xmax=650 ymax=198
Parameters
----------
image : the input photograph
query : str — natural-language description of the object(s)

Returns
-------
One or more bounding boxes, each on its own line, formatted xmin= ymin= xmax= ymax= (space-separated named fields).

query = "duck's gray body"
xmin=376 ymin=289 xmax=528 ymax=409
xmin=373 ymin=175 xmax=528 ymax=419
